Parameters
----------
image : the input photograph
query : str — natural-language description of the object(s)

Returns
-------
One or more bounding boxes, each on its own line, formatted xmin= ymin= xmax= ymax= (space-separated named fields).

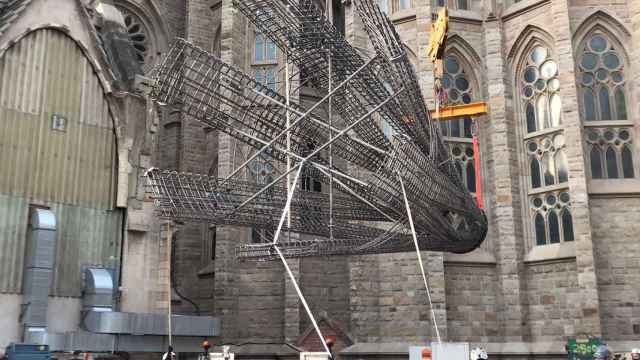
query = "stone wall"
xmin=349 ymin=254 xmax=381 ymax=342
xmin=591 ymin=197 xmax=640 ymax=340
xmin=445 ymin=264 xmax=499 ymax=342
xmin=149 ymin=0 xmax=640 ymax=354
xmin=300 ymin=257 xmax=351 ymax=334
xmin=235 ymin=261 xmax=286 ymax=341
xmin=525 ymin=260 xmax=580 ymax=341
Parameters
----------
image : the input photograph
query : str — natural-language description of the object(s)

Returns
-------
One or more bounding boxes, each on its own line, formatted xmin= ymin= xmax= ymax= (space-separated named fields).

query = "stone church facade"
xmin=0 ymin=0 xmax=639 ymax=359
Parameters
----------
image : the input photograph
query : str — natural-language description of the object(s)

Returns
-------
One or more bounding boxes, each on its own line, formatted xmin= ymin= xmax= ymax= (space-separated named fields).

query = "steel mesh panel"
xmin=145 ymin=0 xmax=488 ymax=260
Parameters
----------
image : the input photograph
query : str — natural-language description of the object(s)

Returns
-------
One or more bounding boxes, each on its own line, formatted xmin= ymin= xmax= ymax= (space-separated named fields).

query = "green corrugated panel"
xmin=0 ymin=194 xmax=123 ymax=295
xmin=50 ymin=203 xmax=122 ymax=297
xmin=0 ymin=195 xmax=28 ymax=293
xmin=0 ymin=29 xmax=123 ymax=295
xmin=0 ymin=28 xmax=117 ymax=210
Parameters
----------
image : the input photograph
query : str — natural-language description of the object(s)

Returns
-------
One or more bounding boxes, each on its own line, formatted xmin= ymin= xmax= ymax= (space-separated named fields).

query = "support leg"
xmin=397 ymin=173 xmax=442 ymax=344
xmin=274 ymin=245 xmax=331 ymax=357
xmin=272 ymin=164 xmax=304 ymax=246
xmin=270 ymin=162 xmax=331 ymax=357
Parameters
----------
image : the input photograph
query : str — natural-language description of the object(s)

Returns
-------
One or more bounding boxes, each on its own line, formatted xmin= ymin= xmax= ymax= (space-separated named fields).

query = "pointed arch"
xmin=573 ymin=10 xmax=631 ymax=52
xmin=113 ymin=0 xmax=171 ymax=67
xmin=572 ymin=13 xmax=631 ymax=77
xmin=507 ymin=25 xmax=555 ymax=67
xmin=402 ymin=42 xmax=418 ymax=69
xmin=445 ymin=34 xmax=482 ymax=98
xmin=446 ymin=34 xmax=482 ymax=66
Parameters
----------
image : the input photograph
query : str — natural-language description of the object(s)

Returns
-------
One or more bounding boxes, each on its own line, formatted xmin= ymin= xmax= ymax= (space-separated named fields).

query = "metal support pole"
xmin=228 ymin=125 xmax=370 ymax=186
xmin=272 ymin=164 xmax=304 ymax=245
xmin=397 ymin=173 xmax=442 ymax=344
xmin=314 ymin=166 xmax=396 ymax=222
xmin=165 ymin=222 xmax=173 ymax=347
xmin=222 ymin=56 xmax=379 ymax=185
xmin=285 ymin=53 xmax=292 ymax=232
xmin=328 ymin=51 xmax=334 ymax=240
xmin=229 ymin=88 xmax=404 ymax=215
xmin=251 ymin=89 xmax=389 ymax=156
xmin=274 ymin=245 xmax=331 ymax=356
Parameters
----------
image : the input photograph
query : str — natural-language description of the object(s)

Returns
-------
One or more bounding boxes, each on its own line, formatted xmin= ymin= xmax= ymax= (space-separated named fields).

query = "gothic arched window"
xmin=585 ymin=128 xmax=635 ymax=179
xmin=439 ymin=53 xmax=478 ymax=196
xmin=116 ymin=6 xmax=150 ymax=66
xmin=253 ymin=31 xmax=278 ymax=91
xmin=530 ymin=191 xmax=574 ymax=246
xmin=577 ymin=31 xmax=635 ymax=179
xmin=518 ymin=45 xmax=573 ymax=246
xmin=577 ymin=33 xmax=627 ymax=121
xmin=521 ymin=46 xmax=562 ymax=133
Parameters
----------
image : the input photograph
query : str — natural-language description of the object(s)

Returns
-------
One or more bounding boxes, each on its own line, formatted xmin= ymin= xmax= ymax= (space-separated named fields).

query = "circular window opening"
xmin=118 ymin=7 xmax=149 ymax=65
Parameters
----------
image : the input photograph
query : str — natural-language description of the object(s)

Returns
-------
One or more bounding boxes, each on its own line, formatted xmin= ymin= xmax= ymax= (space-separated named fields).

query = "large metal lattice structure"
xmin=145 ymin=0 xmax=488 ymax=262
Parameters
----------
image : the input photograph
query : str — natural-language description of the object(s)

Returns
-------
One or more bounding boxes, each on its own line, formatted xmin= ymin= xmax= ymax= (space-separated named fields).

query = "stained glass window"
xmin=585 ymin=127 xmax=635 ymax=179
xmin=531 ymin=192 xmax=574 ymax=246
xmin=253 ymin=31 xmax=278 ymax=91
xmin=577 ymin=33 xmax=628 ymax=121
xmin=521 ymin=46 xmax=562 ymax=133
xmin=520 ymin=45 xmax=573 ymax=246
xmin=440 ymin=53 xmax=478 ymax=197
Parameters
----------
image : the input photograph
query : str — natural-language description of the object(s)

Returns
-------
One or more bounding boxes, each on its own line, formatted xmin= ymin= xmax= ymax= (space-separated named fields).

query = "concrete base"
xmin=0 ymin=294 xmax=22 ymax=351
xmin=340 ymin=342 xmax=640 ymax=360
xmin=0 ymin=294 xmax=82 ymax=352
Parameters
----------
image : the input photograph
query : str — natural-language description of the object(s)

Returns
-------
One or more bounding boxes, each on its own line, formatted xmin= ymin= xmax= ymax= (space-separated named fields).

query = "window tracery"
xmin=518 ymin=44 xmax=573 ymax=246
xmin=253 ymin=32 xmax=278 ymax=91
xmin=439 ymin=53 xmax=477 ymax=195
xmin=577 ymin=33 xmax=627 ymax=121
xmin=531 ymin=190 xmax=574 ymax=245
xmin=117 ymin=6 xmax=149 ymax=65
xmin=585 ymin=127 xmax=635 ymax=179
xmin=576 ymin=31 xmax=635 ymax=180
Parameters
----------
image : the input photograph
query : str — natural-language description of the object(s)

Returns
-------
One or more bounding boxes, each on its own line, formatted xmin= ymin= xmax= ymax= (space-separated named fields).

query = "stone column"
xmin=349 ymin=255 xmax=381 ymax=342
xmin=212 ymin=0 xmax=248 ymax=343
xmin=425 ymin=252 xmax=448 ymax=341
xmin=483 ymin=16 xmax=529 ymax=341
xmin=284 ymin=258 xmax=302 ymax=342
xmin=629 ymin=0 xmax=640 ymax=131
xmin=183 ymin=0 xmax=212 ymax=174
xmin=550 ymin=0 xmax=601 ymax=336
xmin=415 ymin=0 xmax=448 ymax=341
xmin=344 ymin=0 xmax=369 ymax=51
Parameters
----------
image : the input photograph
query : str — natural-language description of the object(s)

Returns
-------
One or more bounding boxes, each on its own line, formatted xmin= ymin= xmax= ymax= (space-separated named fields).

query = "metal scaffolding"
xmin=145 ymin=0 xmax=488 ymax=262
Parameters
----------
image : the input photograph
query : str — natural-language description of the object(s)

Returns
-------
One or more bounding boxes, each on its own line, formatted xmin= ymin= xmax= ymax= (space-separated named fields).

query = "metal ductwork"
xmin=17 ymin=210 xmax=221 ymax=351
xmin=82 ymin=267 xmax=115 ymax=312
xmin=21 ymin=208 xmax=57 ymax=344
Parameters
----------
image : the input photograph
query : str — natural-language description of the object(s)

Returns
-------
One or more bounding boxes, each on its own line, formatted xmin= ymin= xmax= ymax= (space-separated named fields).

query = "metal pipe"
xmin=285 ymin=53 xmax=292 ymax=229
xmin=274 ymin=245 xmax=331 ymax=356
xmin=328 ymin=51 xmax=334 ymax=240
xmin=272 ymin=165 xmax=304 ymax=245
xmin=221 ymin=56 xmax=379 ymax=185
xmin=251 ymin=89 xmax=389 ymax=156
xmin=166 ymin=222 xmax=173 ymax=347
xmin=397 ymin=173 xmax=441 ymax=344
xmin=226 ymin=88 xmax=404 ymax=215
xmin=229 ymin=162 xmax=303 ymax=216
xmin=314 ymin=166 xmax=396 ymax=222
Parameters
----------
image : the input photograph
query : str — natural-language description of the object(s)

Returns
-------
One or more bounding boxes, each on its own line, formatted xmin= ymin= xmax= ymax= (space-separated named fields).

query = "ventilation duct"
xmin=82 ymin=268 xmax=114 ymax=312
xmin=21 ymin=208 xmax=57 ymax=344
